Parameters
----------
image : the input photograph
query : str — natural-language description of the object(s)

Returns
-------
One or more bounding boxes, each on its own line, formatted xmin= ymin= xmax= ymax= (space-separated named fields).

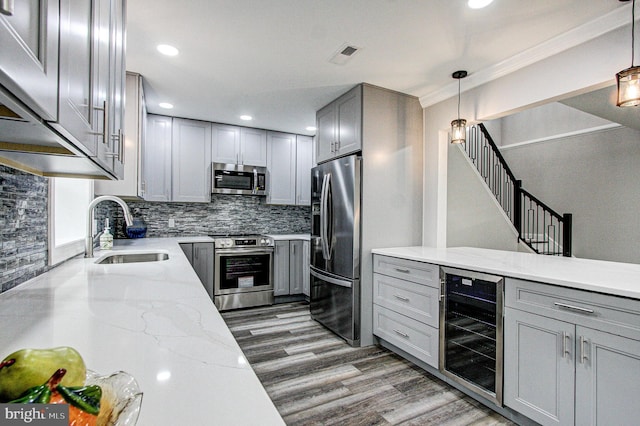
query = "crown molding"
xmin=418 ymin=5 xmax=633 ymax=108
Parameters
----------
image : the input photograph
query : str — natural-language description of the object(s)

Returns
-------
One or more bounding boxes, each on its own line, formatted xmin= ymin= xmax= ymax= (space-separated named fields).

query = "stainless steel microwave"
xmin=211 ymin=163 xmax=267 ymax=196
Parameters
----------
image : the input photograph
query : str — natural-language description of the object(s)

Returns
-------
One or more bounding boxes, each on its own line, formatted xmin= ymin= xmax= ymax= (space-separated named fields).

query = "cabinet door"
xmin=266 ymin=132 xmax=296 ymax=205
xmin=273 ymin=241 xmax=290 ymax=296
xmin=575 ymin=326 xmax=640 ymax=426
xmin=106 ymin=0 xmax=126 ymax=178
xmin=504 ymin=307 xmax=575 ymax=426
xmin=53 ymin=0 xmax=100 ymax=156
xmin=172 ymin=118 xmax=212 ymax=202
xmin=315 ymin=103 xmax=335 ymax=163
xmin=142 ymin=115 xmax=172 ymax=201
xmin=179 ymin=243 xmax=193 ymax=264
xmin=335 ymin=86 xmax=362 ymax=157
xmin=193 ymin=243 xmax=214 ymax=300
xmin=302 ymin=240 xmax=310 ymax=297
xmin=95 ymin=73 xmax=143 ymax=197
xmin=295 ymin=135 xmax=312 ymax=206
xmin=0 ymin=0 xmax=59 ymax=120
xmin=289 ymin=241 xmax=304 ymax=294
xmin=211 ymin=123 xmax=240 ymax=164
xmin=239 ymin=127 xmax=267 ymax=167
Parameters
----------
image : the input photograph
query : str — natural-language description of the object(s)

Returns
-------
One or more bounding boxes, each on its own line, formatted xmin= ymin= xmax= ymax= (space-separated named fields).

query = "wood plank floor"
xmin=222 ymin=302 xmax=515 ymax=426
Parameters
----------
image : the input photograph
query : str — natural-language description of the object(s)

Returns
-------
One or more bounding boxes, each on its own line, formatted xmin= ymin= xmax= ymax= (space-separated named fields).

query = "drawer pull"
xmin=554 ymin=302 xmax=595 ymax=315
xmin=393 ymin=329 xmax=409 ymax=338
xmin=395 ymin=268 xmax=411 ymax=274
xmin=393 ymin=294 xmax=410 ymax=302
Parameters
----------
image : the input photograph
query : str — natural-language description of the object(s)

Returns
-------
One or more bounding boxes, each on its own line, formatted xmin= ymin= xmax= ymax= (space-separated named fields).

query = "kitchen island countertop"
xmin=372 ymin=246 xmax=640 ymax=300
xmin=265 ymin=233 xmax=311 ymax=241
xmin=0 ymin=237 xmax=284 ymax=425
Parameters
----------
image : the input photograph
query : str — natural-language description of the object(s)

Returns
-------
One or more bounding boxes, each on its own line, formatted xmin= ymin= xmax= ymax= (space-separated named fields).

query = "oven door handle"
xmin=215 ymin=248 xmax=274 ymax=256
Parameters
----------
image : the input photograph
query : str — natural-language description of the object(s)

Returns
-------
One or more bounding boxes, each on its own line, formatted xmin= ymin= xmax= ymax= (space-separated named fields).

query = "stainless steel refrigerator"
xmin=310 ymin=154 xmax=361 ymax=346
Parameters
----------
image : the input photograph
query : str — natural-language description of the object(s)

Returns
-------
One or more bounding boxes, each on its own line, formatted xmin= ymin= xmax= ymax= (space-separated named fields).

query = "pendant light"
xmin=451 ymin=70 xmax=468 ymax=144
xmin=616 ymin=0 xmax=640 ymax=107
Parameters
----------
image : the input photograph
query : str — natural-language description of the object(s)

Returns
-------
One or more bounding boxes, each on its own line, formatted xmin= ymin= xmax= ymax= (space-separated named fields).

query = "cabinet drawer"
xmin=506 ymin=278 xmax=640 ymax=340
xmin=373 ymin=255 xmax=439 ymax=287
xmin=373 ymin=304 xmax=438 ymax=368
xmin=373 ymin=273 xmax=439 ymax=327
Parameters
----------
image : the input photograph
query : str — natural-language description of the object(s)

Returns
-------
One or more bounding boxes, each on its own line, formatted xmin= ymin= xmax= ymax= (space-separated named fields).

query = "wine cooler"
xmin=439 ymin=267 xmax=504 ymax=406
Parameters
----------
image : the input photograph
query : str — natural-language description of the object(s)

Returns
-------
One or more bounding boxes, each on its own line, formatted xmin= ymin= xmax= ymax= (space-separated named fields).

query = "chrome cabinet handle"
xmin=0 ymin=0 xmax=14 ymax=15
xmin=579 ymin=336 xmax=589 ymax=364
xmin=395 ymin=268 xmax=411 ymax=274
xmin=90 ymin=101 xmax=109 ymax=144
xmin=554 ymin=302 xmax=595 ymax=315
xmin=393 ymin=294 xmax=409 ymax=302
xmin=393 ymin=329 xmax=409 ymax=338
xmin=562 ymin=332 xmax=571 ymax=358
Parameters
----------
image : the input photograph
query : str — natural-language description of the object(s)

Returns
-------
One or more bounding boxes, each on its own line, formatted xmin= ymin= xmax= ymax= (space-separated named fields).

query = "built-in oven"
xmin=439 ymin=266 xmax=504 ymax=406
xmin=213 ymin=235 xmax=274 ymax=311
xmin=211 ymin=162 xmax=267 ymax=196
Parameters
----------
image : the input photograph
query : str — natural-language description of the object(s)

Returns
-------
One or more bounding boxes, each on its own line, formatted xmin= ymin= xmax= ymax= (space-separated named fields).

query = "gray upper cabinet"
xmin=316 ymin=85 xmax=362 ymax=163
xmin=295 ymin=135 xmax=312 ymax=206
xmin=143 ymin=115 xmax=172 ymax=201
xmin=171 ymin=118 xmax=212 ymax=202
xmin=95 ymin=72 xmax=145 ymax=198
xmin=240 ymin=127 xmax=267 ymax=167
xmin=0 ymin=0 xmax=60 ymax=120
xmin=55 ymin=0 xmax=125 ymax=176
xmin=212 ymin=124 xmax=267 ymax=167
xmin=267 ymin=131 xmax=296 ymax=205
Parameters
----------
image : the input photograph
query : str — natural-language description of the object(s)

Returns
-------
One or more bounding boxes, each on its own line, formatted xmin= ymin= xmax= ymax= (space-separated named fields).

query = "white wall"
xmin=500 ymin=126 xmax=640 ymax=264
xmin=422 ymin=23 xmax=633 ymax=250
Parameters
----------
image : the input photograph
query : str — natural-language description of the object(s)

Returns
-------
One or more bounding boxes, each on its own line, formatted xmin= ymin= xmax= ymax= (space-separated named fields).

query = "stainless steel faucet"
xmin=85 ymin=195 xmax=134 ymax=257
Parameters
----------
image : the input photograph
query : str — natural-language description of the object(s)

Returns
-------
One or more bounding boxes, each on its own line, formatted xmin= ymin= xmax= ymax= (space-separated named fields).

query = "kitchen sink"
xmin=95 ymin=251 xmax=169 ymax=264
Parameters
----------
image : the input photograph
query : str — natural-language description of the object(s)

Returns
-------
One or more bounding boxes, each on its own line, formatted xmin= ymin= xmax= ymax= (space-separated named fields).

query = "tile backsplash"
xmin=0 ymin=165 xmax=48 ymax=293
xmin=102 ymin=195 xmax=311 ymax=238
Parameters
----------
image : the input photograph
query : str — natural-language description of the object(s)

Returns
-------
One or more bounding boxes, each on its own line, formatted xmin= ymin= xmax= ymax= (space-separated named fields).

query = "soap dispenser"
xmin=100 ymin=218 xmax=113 ymax=250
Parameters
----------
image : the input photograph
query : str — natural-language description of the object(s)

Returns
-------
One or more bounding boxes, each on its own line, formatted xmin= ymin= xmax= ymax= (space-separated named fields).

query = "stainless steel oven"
xmin=213 ymin=235 xmax=274 ymax=311
xmin=440 ymin=266 xmax=504 ymax=406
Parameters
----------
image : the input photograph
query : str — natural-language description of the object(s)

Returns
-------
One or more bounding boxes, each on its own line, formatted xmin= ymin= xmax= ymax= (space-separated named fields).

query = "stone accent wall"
xmin=0 ymin=165 xmax=49 ymax=293
xmin=102 ymin=195 xmax=311 ymax=238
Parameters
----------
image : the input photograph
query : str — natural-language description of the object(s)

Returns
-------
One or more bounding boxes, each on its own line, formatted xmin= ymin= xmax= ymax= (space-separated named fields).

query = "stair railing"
xmin=461 ymin=123 xmax=572 ymax=256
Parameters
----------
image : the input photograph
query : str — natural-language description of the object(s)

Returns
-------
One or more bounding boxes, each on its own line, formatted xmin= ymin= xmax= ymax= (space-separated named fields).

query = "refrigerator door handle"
xmin=320 ymin=173 xmax=332 ymax=260
xmin=310 ymin=268 xmax=352 ymax=288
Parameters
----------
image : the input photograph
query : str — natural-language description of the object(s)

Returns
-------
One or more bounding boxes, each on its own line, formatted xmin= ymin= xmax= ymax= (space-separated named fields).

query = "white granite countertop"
xmin=372 ymin=246 xmax=640 ymax=300
xmin=265 ymin=233 xmax=311 ymax=241
xmin=0 ymin=237 xmax=285 ymax=426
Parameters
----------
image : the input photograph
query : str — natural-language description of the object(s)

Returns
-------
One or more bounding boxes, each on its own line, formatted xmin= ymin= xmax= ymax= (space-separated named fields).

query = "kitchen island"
xmin=371 ymin=245 xmax=640 ymax=426
xmin=0 ymin=237 xmax=285 ymax=426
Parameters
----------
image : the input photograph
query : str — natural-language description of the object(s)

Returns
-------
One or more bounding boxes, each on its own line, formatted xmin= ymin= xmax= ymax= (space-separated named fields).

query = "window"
xmin=48 ymin=177 xmax=93 ymax=265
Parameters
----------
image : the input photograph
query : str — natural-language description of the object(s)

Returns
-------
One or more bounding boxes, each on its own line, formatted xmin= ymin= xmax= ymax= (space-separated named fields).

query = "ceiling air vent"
xmin=329 ymin=43 xmax=362 ymax=65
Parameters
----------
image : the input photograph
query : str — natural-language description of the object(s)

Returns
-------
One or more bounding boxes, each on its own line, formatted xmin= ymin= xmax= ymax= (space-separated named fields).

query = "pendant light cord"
xmin=457 ymin=78 xmax=461 ymax=120
xmin=633 ymin=0 xmax=636 ymax=66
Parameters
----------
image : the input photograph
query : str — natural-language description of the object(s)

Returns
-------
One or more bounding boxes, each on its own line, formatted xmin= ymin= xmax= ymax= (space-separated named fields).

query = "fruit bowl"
xmin=85 ymin=370 xmax=142 ymax=426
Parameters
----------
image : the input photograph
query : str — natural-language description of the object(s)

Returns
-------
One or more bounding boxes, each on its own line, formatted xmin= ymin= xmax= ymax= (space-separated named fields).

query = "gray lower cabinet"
xmin=180 ymin=243 xmax=214 ymax=300
xmin=504 ymin=278 xmax=640 ymax=426
xmin=302 ymin=240 xmax=310 ymax=297
xmin=274 ymin=240 xmax=306 ymax=296
xmin=372 ymin=254 xmax=440 ymax=368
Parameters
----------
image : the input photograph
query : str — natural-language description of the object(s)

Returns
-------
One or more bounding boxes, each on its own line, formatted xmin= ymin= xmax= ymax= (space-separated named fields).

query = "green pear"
xmin=0 ymin=346 xmax=86 ymax=402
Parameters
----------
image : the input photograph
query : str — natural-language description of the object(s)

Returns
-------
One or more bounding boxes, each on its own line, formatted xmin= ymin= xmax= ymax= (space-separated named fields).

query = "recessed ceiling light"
xmin=157 ymin=44 xmax=179 ymax=56
xmin=306 ymin=126 xmax=317 ymax=132
xmin=240 ymin=115 xmax=252 ymax=121
xmin=468 ymin=0 xmax=494 ymax=9
xmin=158 ymin=102 xmax=173 ymax=109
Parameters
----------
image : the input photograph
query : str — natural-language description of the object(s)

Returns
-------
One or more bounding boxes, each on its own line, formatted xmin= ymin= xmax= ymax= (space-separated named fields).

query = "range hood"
xmin=0 ymin=85 xmax=115 ymax=179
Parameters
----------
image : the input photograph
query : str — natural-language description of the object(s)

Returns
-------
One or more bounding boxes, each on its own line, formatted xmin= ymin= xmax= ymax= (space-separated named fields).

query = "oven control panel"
xmin=214 ymin=236 xmax=273 ymax=249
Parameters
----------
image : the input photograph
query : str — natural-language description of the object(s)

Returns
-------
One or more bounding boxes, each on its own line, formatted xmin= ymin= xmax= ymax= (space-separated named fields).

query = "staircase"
xmin=460 ymin=124 xmax=572 ymax=256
